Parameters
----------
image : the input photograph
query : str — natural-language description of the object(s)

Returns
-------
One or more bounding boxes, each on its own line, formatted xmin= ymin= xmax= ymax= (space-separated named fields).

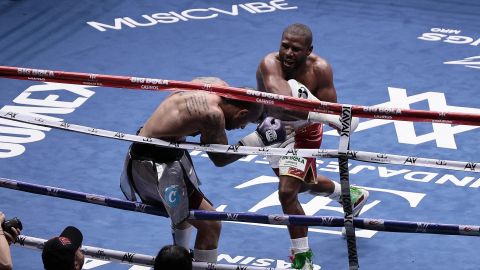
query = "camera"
xmin=2 ymin=217 xmax=23 ymax=235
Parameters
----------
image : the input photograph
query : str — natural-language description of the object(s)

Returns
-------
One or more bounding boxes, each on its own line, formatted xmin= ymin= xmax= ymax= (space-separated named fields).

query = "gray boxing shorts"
xmin=120 ymin=142 xmax=206 ymax=226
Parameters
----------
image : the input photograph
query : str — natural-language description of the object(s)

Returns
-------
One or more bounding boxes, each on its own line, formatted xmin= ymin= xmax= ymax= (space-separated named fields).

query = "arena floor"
xmin=0 ymin=0 xmax=479 ymax=269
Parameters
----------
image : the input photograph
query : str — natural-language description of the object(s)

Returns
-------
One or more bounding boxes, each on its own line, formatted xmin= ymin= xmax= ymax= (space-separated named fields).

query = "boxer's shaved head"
xmin=282 ymin=23 xmax=312 ymax=47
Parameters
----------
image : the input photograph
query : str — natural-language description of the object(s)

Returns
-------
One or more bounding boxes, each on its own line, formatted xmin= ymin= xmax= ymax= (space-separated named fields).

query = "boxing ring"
xmin=1 ymin=1 xmax=480 ymax=268
xmin=0 ymin=66 xmax=479 ymax=269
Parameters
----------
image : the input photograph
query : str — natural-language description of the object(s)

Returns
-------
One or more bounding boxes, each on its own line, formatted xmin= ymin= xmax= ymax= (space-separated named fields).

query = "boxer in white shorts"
xmin=248 ymin=23 xmax=369 ymax=269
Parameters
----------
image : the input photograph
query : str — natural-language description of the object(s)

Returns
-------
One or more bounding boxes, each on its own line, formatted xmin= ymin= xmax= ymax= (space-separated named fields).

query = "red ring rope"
xmin=0 ymin=65 xmax=479 ymax=126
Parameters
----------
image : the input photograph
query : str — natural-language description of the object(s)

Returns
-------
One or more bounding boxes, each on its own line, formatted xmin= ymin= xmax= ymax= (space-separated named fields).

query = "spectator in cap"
xmin=154 ymin=245 xmax=192 ymax=270
xmin=42 ymin=226 xmax=84 ymax=270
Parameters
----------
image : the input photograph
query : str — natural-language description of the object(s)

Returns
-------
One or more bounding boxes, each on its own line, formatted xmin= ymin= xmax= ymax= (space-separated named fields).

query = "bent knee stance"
xmin=210 ymin=220 xmax=222 ymax=235
xmin=194 ymin=220 xmax=222 ymax=250
xmin=197 ymin=220 xmax=222 ymax=237
xmin=278 ymin=187 xmax=299 ymax=206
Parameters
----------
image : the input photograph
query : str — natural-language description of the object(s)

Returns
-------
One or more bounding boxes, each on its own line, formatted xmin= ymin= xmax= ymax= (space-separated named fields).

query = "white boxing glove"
xmin=308 ymin=112 xmax=359 ymax=133
xmin=288 ymin=79 xmax=319 ymax=101
xmin=288 ymin=79 xmax=359 ymax=133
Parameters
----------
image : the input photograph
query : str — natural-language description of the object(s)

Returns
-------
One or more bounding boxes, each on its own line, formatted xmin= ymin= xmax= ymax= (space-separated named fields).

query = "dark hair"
xmin=282 ymin=23 xmax=313 ymax=46
xmin=154 ymin=245 xmax=192 ymax=270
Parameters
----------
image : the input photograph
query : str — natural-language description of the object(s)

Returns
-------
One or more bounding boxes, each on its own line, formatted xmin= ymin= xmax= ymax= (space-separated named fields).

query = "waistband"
xmin=130 ymin=142 xmax=187 ymax=163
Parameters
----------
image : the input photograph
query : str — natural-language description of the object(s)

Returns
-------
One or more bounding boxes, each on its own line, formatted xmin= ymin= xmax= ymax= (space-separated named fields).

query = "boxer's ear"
xmin=307 ymin=45 xmax=313 ymax=55
xmin=236 ymin=109 xmax=249 ymax=119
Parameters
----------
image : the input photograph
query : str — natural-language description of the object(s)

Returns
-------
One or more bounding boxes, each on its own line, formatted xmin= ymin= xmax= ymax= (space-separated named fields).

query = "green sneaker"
xmin=341 ymin=187 xmax=369 ymax=238
xmin=290 ymin=249 xmax=314 ymax=270
xmin=350 ymin=186 xmax=369 ymax=217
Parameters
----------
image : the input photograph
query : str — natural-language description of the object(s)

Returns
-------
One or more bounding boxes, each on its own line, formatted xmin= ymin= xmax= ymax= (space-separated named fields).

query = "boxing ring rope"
xmin=0 ymin=111 xmax=478 ymax=173
xmin=1 ymin=66 xmax=479 ymax=268
xmin=2 ymin=177 xmax=479 ymax=237
xmin=1 ymin=65 xmax=480 ymax=126
xmin=14 ymin=235 xmax=278 ymax=270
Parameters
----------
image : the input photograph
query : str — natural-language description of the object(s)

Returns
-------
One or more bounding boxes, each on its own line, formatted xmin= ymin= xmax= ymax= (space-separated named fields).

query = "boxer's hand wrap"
xmin=307 ymin=112 xmax=359 ymax=133
xmin=239 ymin=117 xmax=286 ymax=147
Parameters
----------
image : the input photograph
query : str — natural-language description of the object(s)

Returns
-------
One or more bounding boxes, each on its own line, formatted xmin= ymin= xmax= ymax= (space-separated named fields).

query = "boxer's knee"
xmin=206 ymin=219 xmax=221 ymax=234
xmin=278 ymin=177 xmax=301 ymax=206
xmin=278 ymin=188 xmax=298 ymax=206
xmin=194 ymin=220 xmax=222 ymax=237
xmin=197 ymin=220 xmax=221 ymax=240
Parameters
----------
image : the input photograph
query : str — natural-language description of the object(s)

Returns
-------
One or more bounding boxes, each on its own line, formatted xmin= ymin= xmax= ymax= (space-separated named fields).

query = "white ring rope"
xmin=14 ymin=235 xmax=278 ymax=270
xmin=1 ymin=110 xmax=478 ymax=173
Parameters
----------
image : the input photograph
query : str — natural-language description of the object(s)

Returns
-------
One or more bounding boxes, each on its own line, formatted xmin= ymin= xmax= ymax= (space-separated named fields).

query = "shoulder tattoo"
xmin=185 ymin=93 xmax=209 ymax=116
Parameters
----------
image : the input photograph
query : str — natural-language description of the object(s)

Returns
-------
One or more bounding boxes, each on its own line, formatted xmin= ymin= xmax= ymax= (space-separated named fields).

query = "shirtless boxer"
xmin=249 ymin=24 xmax=369 ymax=269
xmin=120 ymin=77 xmax=284 ymax=263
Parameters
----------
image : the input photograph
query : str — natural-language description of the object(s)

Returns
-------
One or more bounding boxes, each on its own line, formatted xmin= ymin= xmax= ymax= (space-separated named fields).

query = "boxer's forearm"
xmin=207 ymin=151 xmax=245 ymax=167
xmin=266 ymin=105 xmax=309 ymax=121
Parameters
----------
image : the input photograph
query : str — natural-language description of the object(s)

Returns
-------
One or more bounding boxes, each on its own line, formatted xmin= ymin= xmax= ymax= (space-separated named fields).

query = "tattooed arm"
xmin=200 ymin=108 xmax=245 ymax=167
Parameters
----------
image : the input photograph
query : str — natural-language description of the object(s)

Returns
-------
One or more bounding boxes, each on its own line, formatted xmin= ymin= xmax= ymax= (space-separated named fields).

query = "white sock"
xmin=194 ymin=248 xmax=218 ymax=263
xmin=172 ymin=226 xmax=192 ymax=249
xmin=328 ymin=181 xmax=342 ymax=202
xmin=291 ymin=237 xmax=309 ymax=254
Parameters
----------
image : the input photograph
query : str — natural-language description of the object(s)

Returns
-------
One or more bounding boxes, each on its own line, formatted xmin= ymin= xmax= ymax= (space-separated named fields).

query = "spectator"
xmin=0 ymin=212 xmax=21 ymax=270
xmin=154 ymin=245 xmax=192 ymax=270
xmin=42 ymin=226 xmax=84 ymax=270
